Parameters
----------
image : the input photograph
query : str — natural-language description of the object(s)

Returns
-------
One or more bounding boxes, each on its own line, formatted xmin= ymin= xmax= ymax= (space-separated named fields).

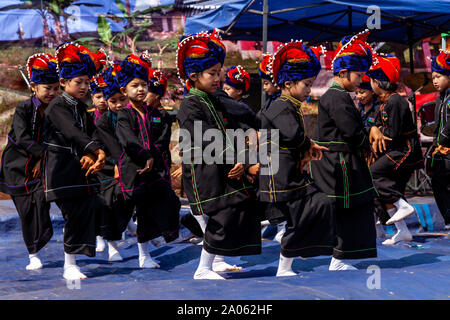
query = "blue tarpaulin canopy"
xmin=185 ymin=0 xmax=450 ymax=44
xmin=0 ymin=0 xmax=174 ymax=42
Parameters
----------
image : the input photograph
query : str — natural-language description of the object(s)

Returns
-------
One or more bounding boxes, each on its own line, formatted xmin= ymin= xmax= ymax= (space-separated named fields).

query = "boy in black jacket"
xmin=0 ymin=53 xmax=59 ymax=270
xmin=259 ymin=41 xmax=334 ymax=276
xmin=43 ymin=42 xmax=106 ymax=280
xmin=430 ymin=50 xmax=450 ymax=228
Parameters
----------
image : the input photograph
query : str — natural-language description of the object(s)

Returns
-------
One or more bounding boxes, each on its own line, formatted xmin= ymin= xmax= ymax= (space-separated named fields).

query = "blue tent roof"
xmin=185 ymin=0 xmax=450 ymax=44
xmin=0 ymin=0 xmax=174 ymax=42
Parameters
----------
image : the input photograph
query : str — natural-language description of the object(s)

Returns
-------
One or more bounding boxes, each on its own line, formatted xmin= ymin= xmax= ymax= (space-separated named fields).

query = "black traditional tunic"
xmin=255 ymin=91 xmax=281 ymax=128
xmin=87 ymin=108 xmax=103 ymax=125
xmin=358 ymin=99 xmax=380 ymax=128
xmin=116 ymin=103 xmax=180 ymax=243
xmin=310 ymin=82 xmax=377 ymax=260
xmin=157 ymin=107 xmax=174 ymax=168
xmin=213 ymin=88 xmax=259 ymax=130
xmin=431 ymin=88 xmax=450 ymax=224
xmin=370 ymin=94 xmax=423 ymax=206
xmin=43 ymin=92 xmax=104 ymax=257
xmin=0 ymin=96 xmax=52 ymax=254
xmin=177 ymin=88 xmax=261 ymax=256
xmin=440 ymin=120 xmax=450 ymax=147
xmin=95 ymin=110 xmax=134 ymax=240
xmin=259 ymin=94 xmax=335 ymax=258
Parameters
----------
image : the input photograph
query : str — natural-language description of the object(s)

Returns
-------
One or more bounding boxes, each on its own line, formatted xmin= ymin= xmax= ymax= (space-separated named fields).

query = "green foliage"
xmin=97 ymin=14 xmax=113 ymax=44
xmin=115 ymin=0 xmax=130 ymax=18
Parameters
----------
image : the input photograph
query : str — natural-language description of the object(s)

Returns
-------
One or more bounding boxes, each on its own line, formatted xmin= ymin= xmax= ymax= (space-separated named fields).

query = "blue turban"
xmin=56 ymin=42 xmax=106 ymax=79
xmin=332 ymin=31 xmax=373 ymax=74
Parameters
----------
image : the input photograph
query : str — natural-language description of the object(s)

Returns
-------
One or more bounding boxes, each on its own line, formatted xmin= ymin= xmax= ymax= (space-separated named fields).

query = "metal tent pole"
xmin=407 ymin=23 xmax=417 ymax=125
xmin=261 ymin=0 xmax=268 ymax=108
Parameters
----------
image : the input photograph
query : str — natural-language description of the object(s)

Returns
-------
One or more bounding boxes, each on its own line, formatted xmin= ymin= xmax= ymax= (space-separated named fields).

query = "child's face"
xmin=432 ymin=72 xmax=450 ymax=92
xmin=144 ymin=91 xmax=160 ymax=107
xmin=339 ymin=70 xmax=365 ymax=92
xmin=189 ymin=63 xmax=221 ymax=94
xmin=31 ymin=82 xmax=59 ymax=105
xmin=285 ymin=77 xmax=315 ymax=102
xmin=91 ymin=92 xmax=108 ymax=113
xmin=123 ymin=78 xmax=148 ymax=103
xmin=223 ymin=83 xmax=243 ymax=101
xmin=60 ymin=75 xmax=90 ymax=99
xmin=262 ymin=79 xmax=278 ymax=96
xmin=107 ymin=92 xmax=129 ymax=114
xmin=355 ymin=88 xmax=374 ymax=105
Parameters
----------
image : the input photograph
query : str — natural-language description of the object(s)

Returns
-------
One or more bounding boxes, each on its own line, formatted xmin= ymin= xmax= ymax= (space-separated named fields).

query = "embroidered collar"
xmin=62 ymin=91 xmax=78 ymax=107
xmin=280 ymin=94 xmax=303 ymax=108
xmin=331 ymin=81 xmax=345 ymax=89
xmin=189 ymin=88 xmax=210 ymax=99
xmin=31 ymin=95 xmax=42 ymax=109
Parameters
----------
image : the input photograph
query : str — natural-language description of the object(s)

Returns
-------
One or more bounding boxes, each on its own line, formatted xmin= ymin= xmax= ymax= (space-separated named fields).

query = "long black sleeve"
xmin=440 ymin=120 xmax=450 ymax=148
xmin=116 ymin=108 xmax=152 ymax=164
xmin=45 ymin=98 xmax=102 ymax=155
xmin=11 ymin=101 xmax=44 ymax=158
xmin=327 ymin=92 xmax=370 ymax=150
xmin=96 ymin=113 xmax=123 ymax=163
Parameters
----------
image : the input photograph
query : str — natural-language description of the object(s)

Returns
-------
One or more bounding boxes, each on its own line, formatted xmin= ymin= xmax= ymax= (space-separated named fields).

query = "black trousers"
xmin=98 ymin=185 xmax=134 ymax=241
xmin=272 ymin=186 xmax=335 ymax=258
xmin=135 ymin=180 xmax=181 ymax=244
xmin=55 ymin=195 xmax=103 ymax=257
xmin=370 ymin=156 xmax=415 ymax=205
xmin=432 ymin=155 xmax=450 ymax=224
xmin=333 ymin=201 xmax=377 ymax=260
xmin=12 ymin=189 xmax=52 ymax=255
xmin=203 ymin=199 xmax=261 ymax=257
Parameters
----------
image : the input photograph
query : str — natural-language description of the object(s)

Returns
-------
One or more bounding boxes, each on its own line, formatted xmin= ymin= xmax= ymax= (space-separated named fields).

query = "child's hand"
xmin=433 ymin=145 xmax=450 ymax=156
xmin=248 ymin=163 xmax=260 ymax=176
xmin=171 ymin=167 xmax=182 ymax=179
xmin=228 ymin=163 xmax=244 ymax=179
xmin=137 ymin=158 xmax=154 ymax=175
xmin=114 ymin=165 xmax=119 ymax=180
xmin=299 ymin=150 xmax=312 ymax=174
xmin=364 ymin=149 xmax=376 ymax=165
xmin=85 ymin=149 xmax=106 ymax=176
xmin=369 ymin=126 xmax=392 ymax=154
xmin=80 ymin=155 xmax=95 ymax=171
xmin=32 ymin=159 xmax=41 ymax=179
xmin=309 ymin=141 xmax=328 ymax=161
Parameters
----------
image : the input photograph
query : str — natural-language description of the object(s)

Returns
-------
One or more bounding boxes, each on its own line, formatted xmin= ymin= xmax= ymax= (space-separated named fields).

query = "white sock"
xmin=26 ymin=253 xmax=43 ymax=270
xmin=127 ymin=219 xmax=137 ymax=236
xmin=107 ymin=241 xmax=123 ymax=261
xmin=63 ymin=253 xmax=87 ymax=280
xmin=150 ymin=236 xmax=165 ymax=248
xmin=329 ymin=257 xmax=357 ymax=271
xmin=386 ymin=198 xmax=415 ymax=225
xmin=382 ymin=207 xmax=397 ymax=227
xmin=383 ymin=219 xmax=413 ymax=245
xmin=387 ymin=207 xmax=396 ymax=217
xmin=96 ymin=235 xmax=106 ymax=252
xmin=193 ymin=214 xmax=208 ymax=234
xmin=261 ymin=220 xmax=271 ymax=227
xmin=137 ymin=241 xmax=159 ymax=268
xmin=276 ymin=253 xmax=297 ymax=277
xmin=274 ymin=221 xmax=286 ymax=243
xmin=193 ymin=214 xmax=207 ymax=246
xmin=194 ymin=248 xmax=225 ymax=280
xmin=212 ymin=255 xmax=243 ymax=272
